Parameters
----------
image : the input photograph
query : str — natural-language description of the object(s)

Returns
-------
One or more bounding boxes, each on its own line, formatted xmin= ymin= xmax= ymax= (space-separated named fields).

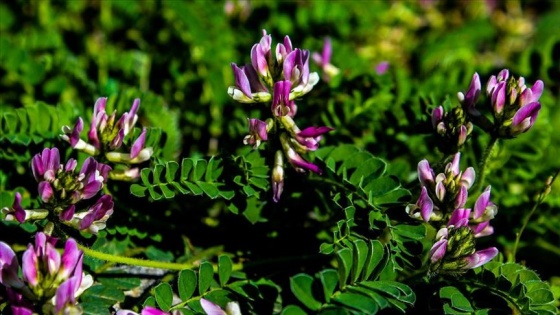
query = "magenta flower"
xmin=251 ymin=29 xmax=272 ymax=79
xmin=228 ymin=29 xmax=319 ymax=103
xmin=485 ymin=69 xmax=544 ymax=137
xmin=229 ymin=63 xmax=271 ymax=103
xmin=429 ymin=224 xmax=498 ymax=274
xmin=0 ymin=233 xmax=92 ymax=313
xmin=429 ymin=228 xmax=449 ymax=264
xmin=473 ymin=186 xmax=498 ymax=222
xmin=272 ymin=80 xmax=297 ymax=117
xmin=117 ymin=306 xmax=184 ymax=315
xmin=417 ymin=160 xmax=435 ymax=187
xmin=31 ymin=148 xmax=109 ymax=207
xmin=31 ymin=147 xmax=60 ymax=183
xmin=1 ymin=192 xmax=49 ymax=224
xmin=31 ymin=149 xmax=108 ymax=205
xmin=411 ymin=153 xmax=475 ymax=218
xmin=464 ymin=247 xmax=499 ymax=269
xmin=312 ymin=37 xmax=340 ymax=82
xmin=243 ymin=118 xmax=269 ymax=149
xmin=406 ymin=186 xmax=437 ymax=222
xmin=281 ymin=133 xmax=322 ymax=175
xmin=458 ymin=73 xmax=482 ymax=116
xmin=0 ymin=242 xmax=26 ymax=289
xmin=2 ymin=192 xmax=26 ymax=223
xmin=510 ymin=101 xmax=541 ymax=135
xmin=64 ymin=194 xmax=115 ymax=234
xmin=283 ymin=48 xmax=319 ymax=98
xmin=200 ymin=298 xmax=241 ymax=315
xmin=106 ymin=127 xmax=154 ymax=165
xmin=54 ymin=276 xmax=82 ymax=314
xmin=374 ymin=61 xmax=389 ymax=75
xmin=276 ymin=35 xmax=293 ymax=64
xmin=61 ymin=97 xmax=153 ymax=180
xmin=294 ymin=126 xmax=334 ymax=151
xmin=23 ymin=148 xmax=115 ymax=232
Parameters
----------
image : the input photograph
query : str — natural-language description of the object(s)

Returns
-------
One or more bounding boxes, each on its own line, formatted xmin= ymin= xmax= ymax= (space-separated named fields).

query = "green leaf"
xmin=281 ymin=305 xmax=308 ymax=315
xmin=198 ymin=261 xmax=214 ymax=295
xmin=196 ymin=181 xmax=220 ymax=198
xmin=290 ymin=273 xmax=322 ymax=311
xmin=349 ymin=157 xmax=386 ymax=186
xmin=145 ymin=246 xmax=174 ymax=262
xmin=193 ymin=159 xmax=207 ymax=181
xmin=361 ymin=241 xmax=387 ymax=281
xmin=351 ymin=239 xmax=369 ymax=283
xmin=80 ymin=284 xmax=125 ymax=306
xmin=361 ymin=176 xmax=399 ymax=196
xmin=154 ymin=282 xmax=173 ymax=311
xmin=130 ymin=183 xmax=147 ymax=197
xmin=440 ymin=286 xmax=474 ymax=312
xmin=81 ymin=301 xmax=111 ymax=315
xmin=336 ymin=247 xmax=353 ymax=287
xmin=218 ymin=255 xmax=233 ymax=287
xmin=526 ymin=288 xmax=554 ymax=304
xmin=319 ymin=269 xmax=339 ymax=303
xmin=332 ymin=292 xmax=379 ymax=313
xmin=346 ymin=285 xmax=390 ymax=310
xmin=98 ymin=275 xmax=141 ymax=290
xmin=178 ymin=269 xmax=197 ymax=300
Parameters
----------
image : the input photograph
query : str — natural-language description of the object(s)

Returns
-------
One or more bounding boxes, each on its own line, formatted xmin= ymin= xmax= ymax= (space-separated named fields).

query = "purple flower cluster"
xmin=61 ymin=97 xmax=153 ymax=181
xmin=2 ymin=148 xmax=114 ymax=234
xmin=0 ymin=233 xmax=93 ymax=314
xmin=229 ymin=30 xmax=319 ymax=103
xmin=458 ymin=69 xmax=544 ymax=138
xmin=229 ymin=30 xmax=333 ymax=202
xmin=431 ymin=106 xmax=473 ymax=154
xmin=406 ymin=153 xmax=498 ymax=274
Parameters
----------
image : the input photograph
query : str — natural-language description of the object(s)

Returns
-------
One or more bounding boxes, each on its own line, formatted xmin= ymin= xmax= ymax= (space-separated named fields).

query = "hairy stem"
xmin=473 ymin=137 xmax=498 ymax=193
xmin=78 ymin=244 xmax=196 ymax=270
xmin=510 ymin=168 xmax=560 ymax=262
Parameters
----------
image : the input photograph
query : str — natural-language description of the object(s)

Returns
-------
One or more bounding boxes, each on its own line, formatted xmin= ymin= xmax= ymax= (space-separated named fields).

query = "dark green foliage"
xmin=130 ymin=157 xmax=234 ymax=200
xmin=146 ymin=255 xmax=279 ymax=314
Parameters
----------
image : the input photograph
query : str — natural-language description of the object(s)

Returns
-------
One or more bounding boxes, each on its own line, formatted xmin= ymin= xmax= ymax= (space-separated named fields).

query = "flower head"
xmin=431 ymin=106 xmax=473 ymax=154
xmin=1 ymin=234 xmax=92 ymax=313
xmin=31 ymin=149 xmax=109 ymax=208
xmin=480 ymin=69 xmax=544 ymax=138
xmin=61 ymin=98 xmax=153 ymax=181
xmin=411 ymin=153 xmax=475 ymax=217
xmin=429 ymin=225 xmax=498 ymax=276
xmin=228 ymin=29 xmax=319 ymax=103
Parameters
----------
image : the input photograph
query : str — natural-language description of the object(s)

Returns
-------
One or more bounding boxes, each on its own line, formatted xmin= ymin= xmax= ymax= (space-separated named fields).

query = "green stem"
xmin=78 ymin=244 xmax=196 ymax=270
xmin=510 ymin=168 xmax=560 ymax=262
xmin=473 ymin=137 xmax=499 ymax=193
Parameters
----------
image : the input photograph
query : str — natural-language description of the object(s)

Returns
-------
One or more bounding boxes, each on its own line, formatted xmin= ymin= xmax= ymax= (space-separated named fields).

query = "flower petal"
xmin=465 ymin=247 xmax=499 ymax=269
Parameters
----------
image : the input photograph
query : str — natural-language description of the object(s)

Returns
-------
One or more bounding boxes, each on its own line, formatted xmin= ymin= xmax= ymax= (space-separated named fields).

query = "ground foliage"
xmin=1 ymin=0 xmax=559 ymax=314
